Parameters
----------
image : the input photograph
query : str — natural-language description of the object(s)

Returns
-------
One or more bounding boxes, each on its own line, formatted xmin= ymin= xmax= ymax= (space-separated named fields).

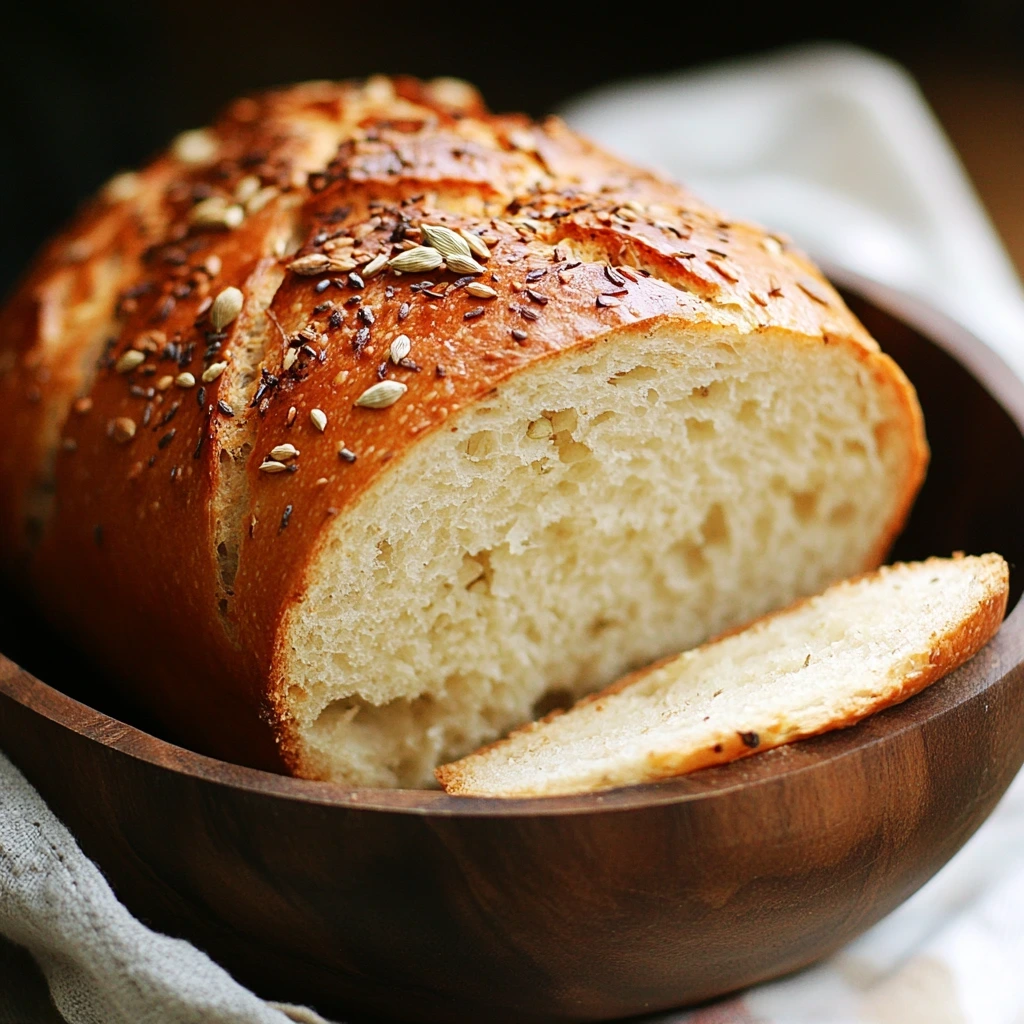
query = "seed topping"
xmin=389 ymin=335 xmax=411 ymax=363
xmin=355 ymin=380 xmax=407 ymax=409
xmin=388 ymin=246 xmax=444 ymax=274
xmin=269 ymin=443 xmax=299 ymax=461
xmin=115 ymin=350 xmax=146 ymax=374
xmin=202 ymin=361 xmax=229 ymax=383
xmin=210 ymin=287 xmax=243 ymax=331
xmin=111 ymin=417 xmax=136 ymax=443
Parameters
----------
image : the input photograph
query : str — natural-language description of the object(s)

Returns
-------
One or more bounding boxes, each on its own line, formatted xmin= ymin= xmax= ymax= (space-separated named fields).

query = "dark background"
xmin=3 ymin=1 xmax=1023 ymax=299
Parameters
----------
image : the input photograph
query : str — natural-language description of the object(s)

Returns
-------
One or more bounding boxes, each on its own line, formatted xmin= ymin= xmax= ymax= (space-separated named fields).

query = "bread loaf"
xmin=437 ymin=554 xmax=1009 ymax=797
xmin=0 ymin=77 xmax=927 ymax=787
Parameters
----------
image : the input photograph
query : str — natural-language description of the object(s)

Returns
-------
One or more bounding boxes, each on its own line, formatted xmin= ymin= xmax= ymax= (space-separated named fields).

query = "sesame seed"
xmin=158 ymin=429 xmax=176 ymax=449
xmin=466 ymin=282 xmax=497 ymax=299
xmin=361 ymin=252 xmax=389 ymax=278
xmin=156 ymin=375 xmax=175 ymax=391
xmin=269 ymin=443 xmax=299 ymax=461
xmin=463 ymin=307 xmax=485 ymax=320
xmin=310 ymin=408 xmax=328 ymax=432
xmin=525 ymin=289 xmax=549 ymax=305
xmin=111 ymin=417 xmax=136 ymax=443
xmin=218 ymin=400 xmax=235 ymax=417
xmin=210 ymin=287 xmax=244 ymax=331
xmin=259 ymin=460 xmax=289 ymax=473
xmin=279 ymin=505 xmax=293 ymax=532
xmin=338 ymin=445 xmax=357 ymax=462
xmin=596 ymin=294 xmax=620 ymax=307
xmin=289 ymin=254 xmax=333 ymax=275
xmin=73 ymin=397 xmax=93 ymax=414
xmin=115 ymin=350 xmax=146 ymax=374
xmin=202 ymin=361 xmax=229 ymax=383
xmin=172 ymin=128 xmax=218 ymax=164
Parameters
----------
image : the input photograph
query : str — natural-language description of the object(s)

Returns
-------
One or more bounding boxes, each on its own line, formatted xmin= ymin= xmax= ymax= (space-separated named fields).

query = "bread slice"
xmin=436 ymin=554 xmax=1009 ymax=798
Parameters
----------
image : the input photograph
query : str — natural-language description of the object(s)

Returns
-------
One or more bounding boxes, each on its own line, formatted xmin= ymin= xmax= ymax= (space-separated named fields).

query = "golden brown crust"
xmin=0 ymin=77 xmax=928 ymax=774
xmin=435 ymin=555 xmax=1008 ymax=795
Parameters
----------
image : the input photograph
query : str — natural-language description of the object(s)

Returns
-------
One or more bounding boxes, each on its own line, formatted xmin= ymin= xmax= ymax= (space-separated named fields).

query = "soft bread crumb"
xmin=436 ymin=554 xmax=1009 ymax=797
xmin=281 ymin=321 xmax=921 ymax=787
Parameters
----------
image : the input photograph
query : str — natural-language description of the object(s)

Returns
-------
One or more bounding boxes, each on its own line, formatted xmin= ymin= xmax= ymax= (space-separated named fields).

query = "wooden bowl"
xmin=1 ymin=268 xmax=1022 ymax=1024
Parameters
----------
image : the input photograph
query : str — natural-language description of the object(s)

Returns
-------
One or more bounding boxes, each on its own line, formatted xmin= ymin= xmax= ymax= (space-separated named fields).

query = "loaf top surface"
xmin=0 ymin=76 xmax=923 ymax=773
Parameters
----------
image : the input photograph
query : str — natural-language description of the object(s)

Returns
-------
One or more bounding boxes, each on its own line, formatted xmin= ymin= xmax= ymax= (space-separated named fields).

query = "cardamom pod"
xmin=388 ymin=247 xmax=444 ymax=274
xmin=420 ymin=224 xmax=472 ymax=260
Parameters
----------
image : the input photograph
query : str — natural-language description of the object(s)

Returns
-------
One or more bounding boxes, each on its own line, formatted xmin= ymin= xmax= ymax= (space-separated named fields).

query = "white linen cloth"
xmin=2 ymin=44 xmax=1023 ymax=1023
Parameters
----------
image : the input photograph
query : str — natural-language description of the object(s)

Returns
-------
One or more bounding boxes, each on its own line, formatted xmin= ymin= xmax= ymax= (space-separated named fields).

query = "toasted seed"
xmin=527 ymin=417 xmax=553 ymax=439
xmin=103 ymin=171 xmax=142 ymax=203
xmin=282 ymin=348 xmax=299 ymax=371
xmin=466 ymin=281 xmax=497 ymax=299
xmin=175 ymin=372 xmax=196 ymax=388
xmin=246 ymin=186 xmax=278 ymax=214
xmin=259 ymin=460 xmax=288 ymax=473
xmin=389 ymin=334 xmax=411 ymax=363
xmin=761 ymin=235 xmax=784 ymax=256
xmin=445 ymin=253 xmax=484 ymax=275
xmin=361 ymin=252 xmax=389 ymax=278
xmin=286 ymin=405 xmax=297 ymax=427
xmin=420 ymin=224 xmax=472 ymax=260
xmin=338 ymin=445 xmax=357 ymax=462
xmin=459 ymin=229 xmax=491 ymax=260
xmin=190 ymin=196 xmax=242 ymax=230
xmin=388 ymin=246 xmax=444 ymax=274
xmin=172 ymin=128 xmax=218 ymax=164
xmin=203 ymin=253 xmax=222 ymax=277
xmin=310 ymin=408 xmax=328 ymax=432
xmin=288 ymin=253 xmax=333 ymax=275
xmin=210 ymin=287 xmax=243 ymax=331
xmin=156 ymin=375 xmax=174 ymax=391
xmin=269 ymin=443 xmax=299 ymax=461
xmin=202 ymin=360 xmax=229 ymax=383
xmin=355 ymin=380 xmax=408 ymax=408
xmin=115 ymin=350 xmax=146 ymax=373
xmin=112 ymin=417 xmax=136 ymax=443
xmin=234 ymin=175 xmax=261 ymax=204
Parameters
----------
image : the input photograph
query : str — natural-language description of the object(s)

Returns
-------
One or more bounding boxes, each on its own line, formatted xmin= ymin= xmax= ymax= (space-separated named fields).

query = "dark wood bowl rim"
xmin=2 ymin=265 xmax=1022 ymax=818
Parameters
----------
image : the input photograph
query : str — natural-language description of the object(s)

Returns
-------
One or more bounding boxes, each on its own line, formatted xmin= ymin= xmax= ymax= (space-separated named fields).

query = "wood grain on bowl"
xmin=0 ymin=270 xmax=1022 ymax=1024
